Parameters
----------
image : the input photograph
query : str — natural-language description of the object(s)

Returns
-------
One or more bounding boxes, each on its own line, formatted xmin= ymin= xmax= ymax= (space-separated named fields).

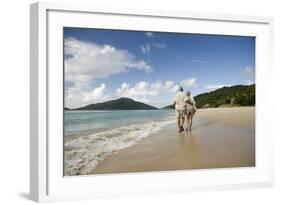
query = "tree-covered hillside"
xmin=72 ymin=97 xmax=158 ymax=110
xmin=162 ymin=84 xmax=255 ymax=109
xmin=195 ymin=84 xmax=255 ymax=108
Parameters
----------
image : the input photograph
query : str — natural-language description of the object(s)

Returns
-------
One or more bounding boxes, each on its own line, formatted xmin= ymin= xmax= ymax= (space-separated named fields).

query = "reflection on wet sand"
xmin=176 ymin=132 xmax=200 ymax=168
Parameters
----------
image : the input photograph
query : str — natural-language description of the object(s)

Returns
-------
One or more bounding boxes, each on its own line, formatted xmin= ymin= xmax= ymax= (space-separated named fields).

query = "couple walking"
xmin=173 ymin=86 xmax=196 ymax=132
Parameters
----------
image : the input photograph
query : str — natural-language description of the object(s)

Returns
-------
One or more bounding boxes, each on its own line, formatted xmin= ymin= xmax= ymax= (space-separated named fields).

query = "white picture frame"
xmin=30 ymin=2 xmax=274 ymax=202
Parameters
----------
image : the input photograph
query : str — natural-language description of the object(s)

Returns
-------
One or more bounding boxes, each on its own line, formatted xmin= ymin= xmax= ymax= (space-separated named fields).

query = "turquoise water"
xmin=64 ymin=110 xmax=174 ymax=136
xmin=64 ymin=109 xmax=175 ymax=175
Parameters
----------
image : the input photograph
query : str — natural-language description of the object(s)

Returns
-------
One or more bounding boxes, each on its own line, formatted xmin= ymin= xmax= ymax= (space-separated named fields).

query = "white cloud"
xmin=65 ymin=38 xmax=152 ymax=87
xmin=188 ymin=59 xmax=208 ymax=64
xmin=246 ymin=80 xmax=254 ymax=85
xmin=244 ymin=66 xmax=254 ymax=77
xmin=140 ymin=43 xmax=166 ymax=54
xmin=140 ymin=44 xmax=151 ymax=54
xmin=64 ymin=38 xmax=152 ymax=108
xmin=164 ymin=81 xmax=174 ymax=90
xmin=82 ymin=84 xmax=107 ymax=103
xmin=65 ymin=84 xmax=110 ymax=108
xmin=116 ymin=81 xmax=158 ymax=99
xmin=171 ymin=85 xmax=180 ymax=93
xmin=125 ymin=60 xmax=152 ymax=72
xmin=65 ymin=78 xmax=196 ymax=108
xmin=205 ymin=84 xmax=232 ymax=90
xmin=160 ymin=80 xmax=178 ymax=93
xmin=152 ymin=43 xmax=166 ymax=49
xmin=243 ymin=66 xmax=255 ymax=85
xmin=115 ymin=80 xmax=177 ymax=102
xmin=180 ymin=78 xmax=198 ymax=89
xmin=145 ymin=32 xmax=155 ymax=38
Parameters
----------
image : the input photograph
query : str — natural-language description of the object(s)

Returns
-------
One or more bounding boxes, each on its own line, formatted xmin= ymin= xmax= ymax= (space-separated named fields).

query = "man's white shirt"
xmin=173 ymin=91 xmax=188 ymax=110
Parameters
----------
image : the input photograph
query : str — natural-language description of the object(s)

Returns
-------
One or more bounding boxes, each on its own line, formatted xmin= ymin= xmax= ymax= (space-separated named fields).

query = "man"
xmin=173 ymin=86 xmax=187 ymax=132
xmin=185 ymin=91 xmax=196 ymax=131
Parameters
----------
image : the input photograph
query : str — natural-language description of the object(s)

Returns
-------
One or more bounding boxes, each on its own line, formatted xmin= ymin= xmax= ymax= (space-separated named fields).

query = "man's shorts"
xmin=175 ymin=109 xmax=186 ymax=118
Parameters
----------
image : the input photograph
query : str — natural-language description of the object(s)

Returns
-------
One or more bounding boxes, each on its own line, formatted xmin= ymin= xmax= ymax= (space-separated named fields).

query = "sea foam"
xmin=64 ymin=118 xmax=175 ymax=175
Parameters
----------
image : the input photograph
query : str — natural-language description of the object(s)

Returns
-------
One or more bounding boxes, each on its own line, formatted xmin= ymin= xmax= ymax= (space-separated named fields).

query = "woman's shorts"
xmin=186 ymin=107 xmax=196 ymax=115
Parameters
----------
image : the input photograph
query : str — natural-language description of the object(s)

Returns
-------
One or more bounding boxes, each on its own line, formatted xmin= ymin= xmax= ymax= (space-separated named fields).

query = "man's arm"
xmin=185 ymin=96 xmax=194 ymax=105
xmin=173 ymin=95 xmax=177 ymax=106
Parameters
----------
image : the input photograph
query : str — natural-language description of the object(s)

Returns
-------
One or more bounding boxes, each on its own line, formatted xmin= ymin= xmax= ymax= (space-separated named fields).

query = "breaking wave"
xmin=64 ymin=118 xmax=175 ymax=175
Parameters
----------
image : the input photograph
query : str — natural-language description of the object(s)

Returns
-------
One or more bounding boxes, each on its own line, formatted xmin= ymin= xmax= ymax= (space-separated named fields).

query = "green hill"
xmin=72 ymin=97 xmax=158 ymax=110
xmin=162 ymin=84 xmax=255 ymax=109
xmin=195 ymin=84 xmax=255 ymax=108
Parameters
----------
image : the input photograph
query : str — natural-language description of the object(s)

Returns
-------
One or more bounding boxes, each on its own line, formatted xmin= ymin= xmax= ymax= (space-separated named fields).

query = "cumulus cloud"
xmin=114 ymin=79 xmax=197 ymax=105
xmin=117 ymin=81 xmax=158 ymax=97
xmin=82 ymin=84 xmax=107 ymax=103
xmin=65 ymin=78 xmax=197 ymax=108
xmin=180 ymin=78 xmax=198 ymax=89
xmin=164 ymin=81 xmax=175 ymax=90
xmin=171 ymin=85 xmax=180 ymax=93
xmin=115 ymin=80 xmax=177 ymax=102
xmin=65 ymin=38 xmax=152 ymax=87
xmin=140 ymin=43 xmax=166 ymax=54
xmin=65 ymin=84 xmax=110 ymax=108
xmin=64 ymin=38 xmax=152 ymax=108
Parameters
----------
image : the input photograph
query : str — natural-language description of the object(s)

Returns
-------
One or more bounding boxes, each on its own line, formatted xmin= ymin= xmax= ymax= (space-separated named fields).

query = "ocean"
xmin=64 ymin=110 xmax=175 ymax=175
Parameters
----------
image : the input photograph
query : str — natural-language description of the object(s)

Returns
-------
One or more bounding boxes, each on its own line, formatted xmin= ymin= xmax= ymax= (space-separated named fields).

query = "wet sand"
xmin=92 ymin=107 xmax=255 ymax=174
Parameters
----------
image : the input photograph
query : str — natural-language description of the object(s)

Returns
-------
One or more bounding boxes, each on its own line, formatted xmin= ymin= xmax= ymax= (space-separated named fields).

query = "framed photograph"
xmin=30 ymin=2 xmax=274 ymax=202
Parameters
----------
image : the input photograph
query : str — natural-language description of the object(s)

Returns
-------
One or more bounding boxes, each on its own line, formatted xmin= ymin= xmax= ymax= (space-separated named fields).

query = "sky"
xmin=64 ymin=28 xmax=255 ymax=109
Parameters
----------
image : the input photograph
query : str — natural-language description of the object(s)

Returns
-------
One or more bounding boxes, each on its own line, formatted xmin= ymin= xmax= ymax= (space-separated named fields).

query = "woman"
xmin=185 ymin=91 xmax=196 ymax=131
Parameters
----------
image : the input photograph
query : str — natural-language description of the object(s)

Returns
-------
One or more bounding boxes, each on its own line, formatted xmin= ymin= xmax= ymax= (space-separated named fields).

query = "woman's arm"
xmin=191 ymin=95 xmax=196 ymax=108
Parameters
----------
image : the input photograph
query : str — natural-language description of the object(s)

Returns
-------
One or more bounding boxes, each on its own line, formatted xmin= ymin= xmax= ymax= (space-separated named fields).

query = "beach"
xmin=92 ymin=107 xmax=255 ymax=174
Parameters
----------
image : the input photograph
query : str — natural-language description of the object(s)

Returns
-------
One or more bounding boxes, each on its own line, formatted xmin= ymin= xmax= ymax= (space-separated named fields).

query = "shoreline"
xmin=91 ymin=107 xmax=255 ymax=175
xmin=64 ymin=105 xmax=255 ymax=111
xmin=64 ymin=114 xmax=175 ymax=176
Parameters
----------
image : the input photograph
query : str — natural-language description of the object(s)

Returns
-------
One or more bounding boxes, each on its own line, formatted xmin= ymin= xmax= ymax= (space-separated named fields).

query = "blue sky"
xmin=64 ymin=28 xmax=255 ymax=108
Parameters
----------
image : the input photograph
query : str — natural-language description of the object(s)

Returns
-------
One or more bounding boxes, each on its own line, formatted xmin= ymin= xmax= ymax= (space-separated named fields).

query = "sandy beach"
xmin=92 ymin=107 xmax=255 ymax=174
